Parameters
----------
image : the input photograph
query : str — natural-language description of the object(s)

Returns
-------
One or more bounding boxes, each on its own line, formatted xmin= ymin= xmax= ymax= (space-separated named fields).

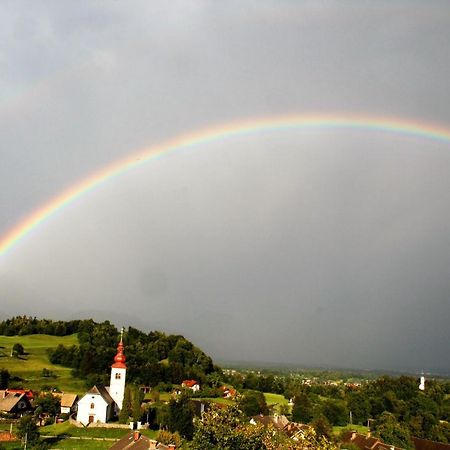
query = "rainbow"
xmin=1 ymin=114 xmax=450 ymax=257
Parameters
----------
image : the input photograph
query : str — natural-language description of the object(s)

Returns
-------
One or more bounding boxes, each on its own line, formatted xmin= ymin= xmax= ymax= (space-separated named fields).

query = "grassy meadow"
xmin=40 ymin=423 xmax=158 ymax=449
xmin=0 ymin=334 xmax=85 ymax=393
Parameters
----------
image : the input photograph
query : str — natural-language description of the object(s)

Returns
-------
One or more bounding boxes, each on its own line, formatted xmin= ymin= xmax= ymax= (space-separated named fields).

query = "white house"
xmin=60 ymin=393 xmax=78 ymax=415
xmin=181 ymin=380 xmax=200 ymax=392
xmin=76 ymin=334 xmax=127 ymax=425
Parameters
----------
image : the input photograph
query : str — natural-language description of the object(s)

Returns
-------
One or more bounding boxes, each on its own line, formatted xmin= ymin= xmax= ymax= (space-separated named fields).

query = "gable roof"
xmin=412 ymin=437 xmax=450 ymax=450
xmin=0 ymin=393 xmax=30 ymax=412
xmin=250 ymin=415 xmax=289 ymax=430
xmin=86 ymin=385 xmax=115 ymax=405
xmin=283 ymin=422 xmax=311 ymax=438
xmin=109 ymin=432 xmax=172 ymax=450
xmin=341 ymin=431 xmax=403 ymax=450
xmin=60 ymin=393 xmax=78 ymax=408
xmin=181 ymin=380 xmax=198 ymax=388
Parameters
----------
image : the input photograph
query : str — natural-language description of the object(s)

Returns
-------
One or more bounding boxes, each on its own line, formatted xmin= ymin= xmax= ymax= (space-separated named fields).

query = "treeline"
xmin=0 ymin=316 xmax=88 ymax=336
xmin=44 ymin=320 xmax=219 ymax=387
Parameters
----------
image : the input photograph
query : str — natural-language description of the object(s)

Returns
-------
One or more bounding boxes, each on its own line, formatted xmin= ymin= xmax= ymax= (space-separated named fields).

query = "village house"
xmin=3 ymin=388 xmax=34 ymax=400
xmin=250 ymin=414 xmax=290 ymax=431
xmin=59 ymin=393 xmax=78 ymax=415
xmin=181 ymin=380 xmax=200 ymax=392
xmin=109 ymin=431 xmax=176 ymax=450
xmin=0 ymin=391 xmax=33 ymax=416
xmin=341 ymin=430 xmax=403 ymax=450
xmin=76 ymin=333 xmax=127 ymax=425
xmin=219 ymin=385 xmax=236 ymax=398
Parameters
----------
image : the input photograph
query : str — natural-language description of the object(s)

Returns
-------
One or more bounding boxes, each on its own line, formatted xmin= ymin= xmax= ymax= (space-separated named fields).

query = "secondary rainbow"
xmin=1 ymin=113 xmax=450 ymax=257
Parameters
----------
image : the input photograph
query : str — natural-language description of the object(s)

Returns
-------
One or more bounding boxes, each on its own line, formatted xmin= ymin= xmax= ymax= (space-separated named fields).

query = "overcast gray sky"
xmin=1 ymin=1 xmax=450 ymax=373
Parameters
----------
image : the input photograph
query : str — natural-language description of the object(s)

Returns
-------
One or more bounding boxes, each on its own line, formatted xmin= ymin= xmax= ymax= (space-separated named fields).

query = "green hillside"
xmin=0 ymin=334 xmax=85 ymax=393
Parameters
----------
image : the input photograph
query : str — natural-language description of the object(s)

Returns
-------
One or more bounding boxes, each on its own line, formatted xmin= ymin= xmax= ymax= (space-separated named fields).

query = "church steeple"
xmin=112 ymin=329 xmax=127 ymax=369
xmin=110 ymin=328 xmax=127 ymax=410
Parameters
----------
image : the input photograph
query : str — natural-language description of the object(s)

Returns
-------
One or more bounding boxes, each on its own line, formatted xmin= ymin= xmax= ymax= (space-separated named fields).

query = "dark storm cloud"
xmin=0 ymin=1 xmax=449 ymax=372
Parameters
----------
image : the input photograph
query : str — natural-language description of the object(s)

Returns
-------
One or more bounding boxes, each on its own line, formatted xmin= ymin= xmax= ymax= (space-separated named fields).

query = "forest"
xmin=0 ymin=316 xmax=219 ymax=387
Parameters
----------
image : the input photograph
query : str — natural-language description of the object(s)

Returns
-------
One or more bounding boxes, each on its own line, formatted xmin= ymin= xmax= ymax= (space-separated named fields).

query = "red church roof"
xmin=112 ymin=336 xmax=127 ymax=369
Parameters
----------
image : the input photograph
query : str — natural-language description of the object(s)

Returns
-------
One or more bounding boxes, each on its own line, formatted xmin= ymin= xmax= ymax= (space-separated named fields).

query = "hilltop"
xmin=0 ymin=316 xmax=220 ymax=392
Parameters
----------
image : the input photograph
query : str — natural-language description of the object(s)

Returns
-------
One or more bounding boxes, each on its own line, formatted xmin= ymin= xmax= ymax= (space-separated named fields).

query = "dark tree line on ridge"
xmin=0 ymin=316 xmax=220 ymax=387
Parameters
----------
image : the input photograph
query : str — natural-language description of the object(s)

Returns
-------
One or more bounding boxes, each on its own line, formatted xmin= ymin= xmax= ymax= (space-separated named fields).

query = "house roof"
xmin=109 ymin=432 xmax=172 ymax=450
xmin=181 ymin=380 xmax=198 ymax=388
xmin=412 ymin=437 xmax=450 ymax=450
xmin=283 ymin=422 xmax=311 ymax=438
xmin=0 ymin=393 xmax=27 ymax=412
xmin=86 ymin=385 xmax=115 ymax=405
xmin=250 ymin=415 xmax=289 ymax=430
xmin=60 ymin=393 xmax=78 ymax=408
xmin=341 ymin=431 xmax=403 ymax=450
xmin=5 ymin=389 xmax=33 ymax=399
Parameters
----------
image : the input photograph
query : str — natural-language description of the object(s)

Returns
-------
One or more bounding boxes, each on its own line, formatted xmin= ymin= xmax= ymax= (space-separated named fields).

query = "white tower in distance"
xmin=419 ymin=373 xmax=425 ymax=391
xmin=109 ymin=329 xmax=127 ymax=410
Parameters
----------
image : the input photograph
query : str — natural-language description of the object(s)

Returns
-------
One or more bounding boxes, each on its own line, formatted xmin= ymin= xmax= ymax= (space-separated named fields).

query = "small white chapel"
xmin=76 ymin=332 xmax=127 ymax=425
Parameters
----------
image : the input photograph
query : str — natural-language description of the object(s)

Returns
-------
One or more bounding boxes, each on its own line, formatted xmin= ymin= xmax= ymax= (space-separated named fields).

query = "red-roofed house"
xmin=341 ymin=431 xmax=403 ymax=450
xmin=181 ymin=380 xmax=200 ymax=392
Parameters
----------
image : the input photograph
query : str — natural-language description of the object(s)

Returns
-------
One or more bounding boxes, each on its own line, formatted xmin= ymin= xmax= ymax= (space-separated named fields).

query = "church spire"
xmin=112 ymin=328 xmax=127 ymax=369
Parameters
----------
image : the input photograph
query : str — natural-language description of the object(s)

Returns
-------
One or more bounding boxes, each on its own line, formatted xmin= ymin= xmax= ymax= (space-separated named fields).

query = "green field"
xmin=0 ymin=334 xmax=85 ymax=393
xmin=263 ymin=392 xmax=291 ymax=415
xmin=333 ymin=424 xmax=369 ymax=436
xmin=39 ymin=423 xmax=158 ymax=449
xmin=0 ymin=423 xmax=158 ymax=450
xmin=263 ymin=392 xmax=289 ymax=406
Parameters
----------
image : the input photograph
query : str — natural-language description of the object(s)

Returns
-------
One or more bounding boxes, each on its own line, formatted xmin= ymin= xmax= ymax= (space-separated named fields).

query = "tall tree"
xmin=292 ymin=391 xmax=314 ymax=423
xmin=16 ymin=415 xmax=40 ymax=447
xmin=168 ymin=393 xmax=195 ymax=440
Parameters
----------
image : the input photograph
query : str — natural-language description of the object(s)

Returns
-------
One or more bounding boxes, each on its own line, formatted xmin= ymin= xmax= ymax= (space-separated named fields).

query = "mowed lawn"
xmin=333 ymin=424 xmax=369 ymax=436
xmin=39 ymin=423 xmax=159 ymax=449
xmin=264 ymin=392 xmax=291 ymax=414
xmin=264 ymin=393 xmax=289 ymax=406
xmin=0 ymin=334 xmax=85 ymax=393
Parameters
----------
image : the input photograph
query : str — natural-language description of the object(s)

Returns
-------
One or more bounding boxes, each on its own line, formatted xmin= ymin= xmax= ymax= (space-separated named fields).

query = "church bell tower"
xmin=110 ymin=329 xmax=127 ymax=410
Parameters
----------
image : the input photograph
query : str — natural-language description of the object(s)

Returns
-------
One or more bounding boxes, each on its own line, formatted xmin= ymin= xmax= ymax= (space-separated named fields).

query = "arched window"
xmin=90 ymin=403 xmax=95 ymax=409
xmin=115 ymin=373 xmax=121 ymax=379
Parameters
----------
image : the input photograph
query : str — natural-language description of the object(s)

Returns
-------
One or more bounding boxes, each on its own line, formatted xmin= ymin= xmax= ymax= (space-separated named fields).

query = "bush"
xmin=157 ymin=430 xmax=182 ymax=447
xmin=12 ymin=343 xmax=25 ymax=356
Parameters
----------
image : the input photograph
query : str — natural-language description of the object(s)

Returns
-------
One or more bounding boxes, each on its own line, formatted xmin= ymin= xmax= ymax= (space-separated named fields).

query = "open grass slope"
xmin=263 ymin=392 xmax=289 ymax=406
xmin=0 ymin=334 xmax=85 ymax=393
xmin=38 ymin=423 xmax=159 ymax=450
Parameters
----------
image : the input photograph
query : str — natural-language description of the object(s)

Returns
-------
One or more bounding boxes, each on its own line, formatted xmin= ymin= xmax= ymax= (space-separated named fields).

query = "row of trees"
xmin=0 ymin=316 xmax=90 ymax=336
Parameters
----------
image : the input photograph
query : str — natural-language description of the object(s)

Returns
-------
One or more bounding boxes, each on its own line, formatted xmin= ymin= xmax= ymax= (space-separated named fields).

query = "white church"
xmin=76 ymin=333 xmax=127 ymax=425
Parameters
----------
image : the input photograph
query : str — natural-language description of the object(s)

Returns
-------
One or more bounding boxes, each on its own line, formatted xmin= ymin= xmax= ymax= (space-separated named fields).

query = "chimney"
xmin=148 ymin=439 xmax=157 ymax=450
xmin=133 ymin=431 xmax=140 ymax=441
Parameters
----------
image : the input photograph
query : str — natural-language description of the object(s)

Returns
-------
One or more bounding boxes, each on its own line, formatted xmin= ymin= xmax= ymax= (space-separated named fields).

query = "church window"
xmin=115 ymin=373 xmax=121 ymax=379
xmin=90 ymin=403 xmax=95 ymax=409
